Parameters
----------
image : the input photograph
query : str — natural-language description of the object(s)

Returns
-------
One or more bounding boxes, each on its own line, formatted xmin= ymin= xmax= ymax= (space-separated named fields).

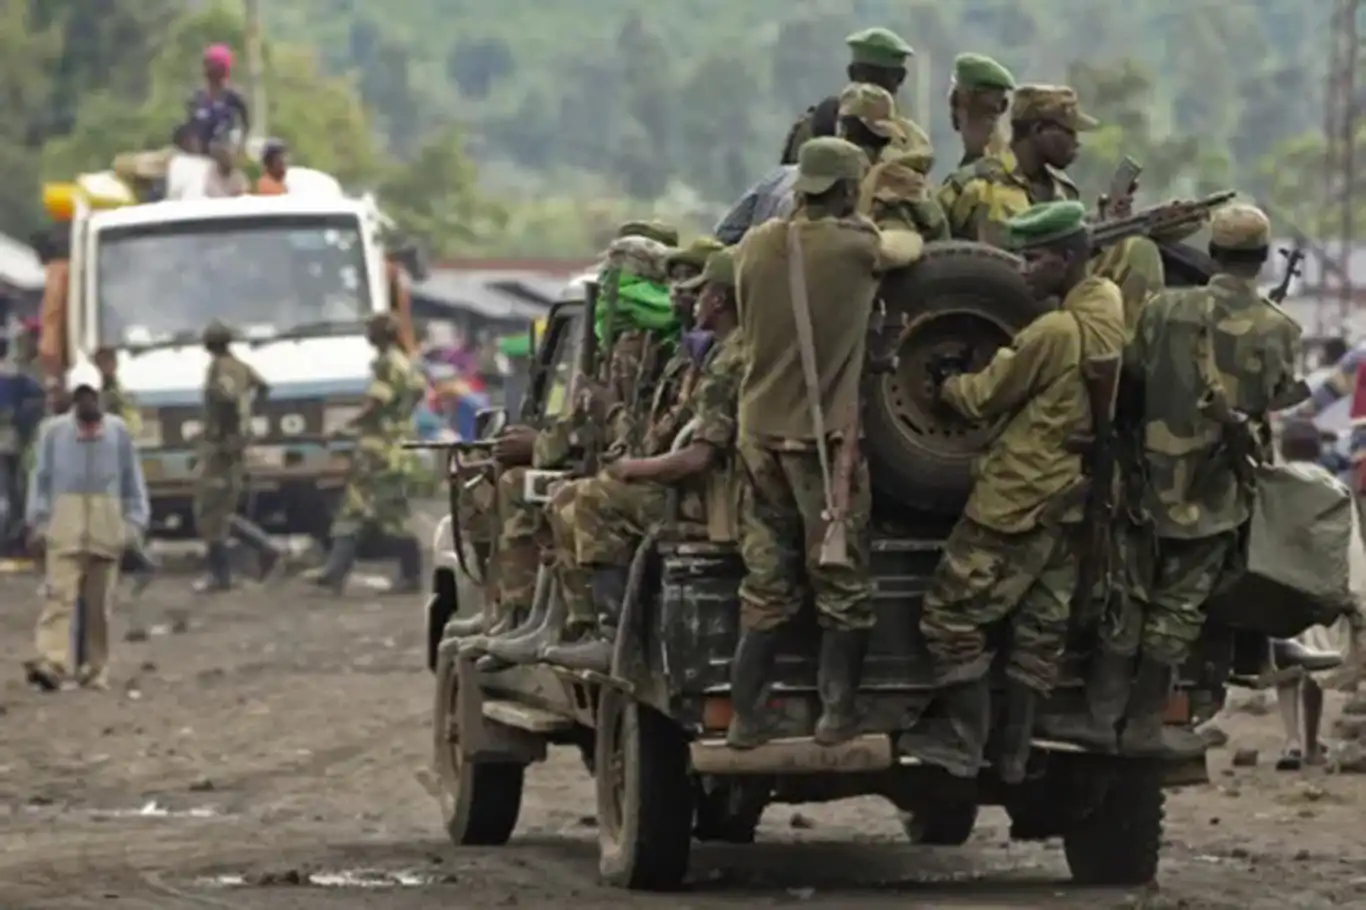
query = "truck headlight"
xmin=134 ymin=418 xmax=162 ymax=449
xmin=323 ymin=405 xmax=363 ymax=436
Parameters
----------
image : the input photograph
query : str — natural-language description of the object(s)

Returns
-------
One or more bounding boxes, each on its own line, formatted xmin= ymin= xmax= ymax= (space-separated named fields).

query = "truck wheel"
xmin=595 ymin=689 xmax=693 ymax=890
xmin=693 ymin=778 xmax=766 ymax=844
xmin=1062 ymin=761 xmax=1164 ymax=886
xmin=899 ymin=802 xmax=978 ymax=846
xmin=432 ymin=653 xmax=524 ymax=846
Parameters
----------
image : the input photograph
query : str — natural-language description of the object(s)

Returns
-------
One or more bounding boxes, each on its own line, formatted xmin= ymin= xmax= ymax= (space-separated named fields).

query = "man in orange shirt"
xmin=255 ymin=140 xmax=289 ymax=195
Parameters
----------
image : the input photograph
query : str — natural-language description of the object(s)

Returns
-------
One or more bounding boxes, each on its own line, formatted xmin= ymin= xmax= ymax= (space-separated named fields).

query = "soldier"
xmin=308 ymin=313 xmax=427 ymax=593
xmin=945 ymin=84 xmax=1165 ymax=330
xmin=916 ymin=201 xmax=1126 ymax=783
xmin=1065 ymin=203 xmax=1303 ymax=757
xmin=192 ymin=321 xmax=280 ymax=592
xmin=937 ymin=53 xmax=1016 ymax=221
xmin=727 ymin=137 xmax=886 ymax=750
xmin=837 ymin=82 xmax=948 ymax=253
xmin=780 ymin=27 xmax=931 ymax=166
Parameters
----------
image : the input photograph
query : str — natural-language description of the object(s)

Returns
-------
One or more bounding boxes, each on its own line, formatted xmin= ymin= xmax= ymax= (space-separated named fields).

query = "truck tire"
xmin=432 ymin=652 xmax=525 ymax=846
xmin=1062 ymin=761 xmax=1165 ymax=885
xmin=899 ymin=802 xmax=978 ymax=846
xmin=865 ymin=241 xmax=1047 ymax=514
xmin=595 ymin=689 xmax=693 ymax=890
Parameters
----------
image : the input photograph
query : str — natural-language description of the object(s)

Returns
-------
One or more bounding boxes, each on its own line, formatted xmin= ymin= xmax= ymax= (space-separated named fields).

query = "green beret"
xmin=1005 ymin=200 xmax=1088 ymax=249
xmin=665 ymin=236 xmax=725 ymax=272
xmin=793 ymin=137 xmax=868 ymax=196
xmin=846 ymin=27 xmax=913 ymax=68
xmin=616 ymin=219 xmax=679 ymax=247
xmin=678 ymin=248 xmax=736 ymax=291
xmin=952 ymin=53 xmax=1016 ymax=91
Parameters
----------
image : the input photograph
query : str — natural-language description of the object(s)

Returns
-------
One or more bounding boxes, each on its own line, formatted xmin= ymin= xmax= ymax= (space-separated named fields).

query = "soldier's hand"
xmin=493 ymin=424 xmax=536 ymax=466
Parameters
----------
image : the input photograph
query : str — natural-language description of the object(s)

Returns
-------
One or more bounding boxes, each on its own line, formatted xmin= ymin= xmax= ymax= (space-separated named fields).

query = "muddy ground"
xmin=3 ymin=556 xmax=1366 ymax=910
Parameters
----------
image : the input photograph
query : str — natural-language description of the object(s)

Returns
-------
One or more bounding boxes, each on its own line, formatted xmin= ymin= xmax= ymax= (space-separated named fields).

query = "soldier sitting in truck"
xmin=915 ymin=200 xmax=1126 ymax=784
xmin=530 ymin=248 xmax=744 ymax=673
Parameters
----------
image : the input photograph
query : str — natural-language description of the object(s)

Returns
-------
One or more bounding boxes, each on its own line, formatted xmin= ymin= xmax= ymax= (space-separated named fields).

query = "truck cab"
xmin=42 ymin=177 xmax=415 ymax=541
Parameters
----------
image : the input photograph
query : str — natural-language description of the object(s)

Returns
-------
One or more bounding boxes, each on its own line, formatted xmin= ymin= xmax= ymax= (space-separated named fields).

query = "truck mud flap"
xmin=689 ymin=734 xmax=894 ymax=775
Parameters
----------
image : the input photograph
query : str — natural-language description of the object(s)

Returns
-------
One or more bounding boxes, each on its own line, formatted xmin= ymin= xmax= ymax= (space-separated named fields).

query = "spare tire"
xmin=864 ymin=241 xmax=1046 ymax=515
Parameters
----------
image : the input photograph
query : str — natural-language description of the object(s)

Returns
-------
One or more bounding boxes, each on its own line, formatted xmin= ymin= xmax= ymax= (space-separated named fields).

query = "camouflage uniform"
xmin=310 ymin=314 xmax=426 ymax=592
xmin=730 ymin=138 xmax=882 ymax=748
xmin=916 ymin=201 xmax=1126 ymax=780
xmin=192 ymin=321 xmax=269 ymax=591
xmin=937 ymin=53 xmax=1016 ymax=226
xmin=943 ymin=85 xmax=1165 ymax=329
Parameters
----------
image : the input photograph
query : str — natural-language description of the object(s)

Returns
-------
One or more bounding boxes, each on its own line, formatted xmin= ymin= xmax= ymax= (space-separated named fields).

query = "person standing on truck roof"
xmin=255 ymin=140 xmax=289 ymax=196
xmin=203 ymin=137 xmax=249 ymax=198
xmin=187 ymin=43 xmax=250 ymax=154
xmin=23 ymin=359 xmax=149 ymax=691
xmin=192 ymin=321 xmax=282 ymax=593
xmin=306 ymin=314 xmax=427 ymax=594
xmin=524 ymin=247 xmax=744 ymax=673
xmin=727 ymin=138 xmax=885 ymax=751
xmin=937 ymin=53 xmax=1016 ymax=223
xmin=1076 ymin=203 xmax=1305 ymax=758
xmin=916 ymin=201 xmax=1126 ymax=784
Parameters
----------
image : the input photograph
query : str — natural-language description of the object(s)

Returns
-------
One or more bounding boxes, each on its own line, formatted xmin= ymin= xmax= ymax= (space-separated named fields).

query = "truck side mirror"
xmin=475 ymin=407 xmax=507 ymax=440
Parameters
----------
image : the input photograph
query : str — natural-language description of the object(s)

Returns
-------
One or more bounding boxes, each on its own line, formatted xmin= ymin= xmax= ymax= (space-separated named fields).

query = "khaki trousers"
xmin=34 ymin=553 xmax=120 ymax=681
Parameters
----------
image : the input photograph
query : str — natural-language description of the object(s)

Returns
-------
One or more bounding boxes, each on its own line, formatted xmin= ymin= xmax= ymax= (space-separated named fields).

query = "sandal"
xmin=1275 ymin=746 xmax=1303 ymax=771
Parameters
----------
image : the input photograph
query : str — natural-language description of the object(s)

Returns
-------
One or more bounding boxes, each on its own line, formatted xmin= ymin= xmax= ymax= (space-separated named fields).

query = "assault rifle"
xmin=1079 ymin=190 xmax=1238 ymax=252
xmin=403 ymin=436 xmax=500 ymax=583
xmin=1070 ymin=353 xmax=1123 ymax=605
xmin=1270 ymin=245 xmax=1305 ymax=304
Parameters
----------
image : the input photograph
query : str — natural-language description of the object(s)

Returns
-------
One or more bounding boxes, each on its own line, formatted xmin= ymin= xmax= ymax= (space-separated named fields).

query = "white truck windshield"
xmin=94 ymin=213 xmax=372 ymax=347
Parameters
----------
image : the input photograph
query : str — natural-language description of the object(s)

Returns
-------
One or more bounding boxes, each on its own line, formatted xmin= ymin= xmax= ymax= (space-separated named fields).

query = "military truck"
xmin=422 ymin=239 xmax=1276 ymax=892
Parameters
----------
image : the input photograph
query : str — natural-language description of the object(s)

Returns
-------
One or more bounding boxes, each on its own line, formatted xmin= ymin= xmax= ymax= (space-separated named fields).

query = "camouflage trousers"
xmin=491 ymin=466 xmax=547 ymax=622
xmin=1132 ymin=530 xmax=1242 ymax=666
xmin=920 ymin=518 xmax=1079 ymax=693
xmin=331 ymin=446 xmax=412 ymax=539
xmin=736 ymin=442 xmax=873 ymax=633
xmin=1089 ymin=236 xmax=1165 ymax=330
xmin=193 ymin=452 xmax=244 ymax=544
xmin=546 ymin=473 xmax=669 ymax=630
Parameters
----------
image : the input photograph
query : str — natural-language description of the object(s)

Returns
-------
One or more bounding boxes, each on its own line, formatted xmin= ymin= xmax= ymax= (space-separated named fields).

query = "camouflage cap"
xmin=1011 ymin=84 xmax=1098 ymax=132
xmin=678 ymin=248 xmax=736 ymax=291
xmin=794 ymin=137 xmax=868 ymax=196
xmin=951 ymin=53 xmax=1016 ymax=92
xmin=1004 ymin=200 xmax=1088 ymax=249
xmin=665 ymin=236 xmax=725 ymax=272
xmin=605 ymin=234 xmax=672 ymax=282
xmin=1210 ymin=203 xmax=1271 ymax=251
xmin=838 ymin=83 xmax=898 ymax=138
xmin=846 ymin=27 xmax=914 ymax=68
xmin=616 ymin=219 xmax=679 ymax=247
xmin=202 ymin=319 xmax=234 ymax=346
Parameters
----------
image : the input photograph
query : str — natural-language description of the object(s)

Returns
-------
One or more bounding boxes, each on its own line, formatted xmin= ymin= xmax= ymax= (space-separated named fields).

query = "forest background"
xmin=0 ymin=0 xmax=1335 ymax=258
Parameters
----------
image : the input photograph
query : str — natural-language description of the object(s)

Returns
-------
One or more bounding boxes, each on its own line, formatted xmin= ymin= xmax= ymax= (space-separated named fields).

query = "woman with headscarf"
xmin=186 ymin=44 xmax=250 ymax=152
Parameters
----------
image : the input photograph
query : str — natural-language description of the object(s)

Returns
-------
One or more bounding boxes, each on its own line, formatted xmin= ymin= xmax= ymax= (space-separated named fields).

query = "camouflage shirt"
xmin=683 ymin=331 xmax=745 ymax=451
xmin=358 ymin=346 xmax=424 ymax=451
xmin=942 ymin=149 xmax=1079 ymax=245
xmin=857 ymin=143 xmax=949 ymax=243
xmin=943 ymin=276 xmax=1127 ymax=533
xmin=1128 ymin=274 xmax=1303 ymax=539
xmin=201 ymin=353 xmax=266 ymax=457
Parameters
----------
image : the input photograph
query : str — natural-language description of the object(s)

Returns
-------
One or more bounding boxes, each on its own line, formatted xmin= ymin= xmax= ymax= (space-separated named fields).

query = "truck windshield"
xmin=94 ymin=213 xmax=371 ymax=347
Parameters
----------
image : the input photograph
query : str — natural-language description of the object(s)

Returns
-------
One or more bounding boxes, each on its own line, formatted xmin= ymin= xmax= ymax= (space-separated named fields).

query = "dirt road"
xmin=2 ymin=564 xmax=1365 ymax=910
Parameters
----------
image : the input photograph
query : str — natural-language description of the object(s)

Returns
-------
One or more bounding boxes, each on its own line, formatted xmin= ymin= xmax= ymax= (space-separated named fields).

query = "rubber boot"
xmin=389 ymin=535 xmax=423 ymax=595
xmin=1037 ymin=651 xmax=1132 ymax=753
xmin=540 ymin=566 xmax=628 ymax=674
xmin=461 ymin=569 xmax=550 ymax=655
xmin=1119 ymin=656 xmax=1207 ymax=758
xmin=995 ymin=681 xmax=1039 ymax=785
xmin=1273 ymin=638 xmax=1343 ymax=673
xmin=478 ymin=584 xmax=568 ymax=671
xmin=230 ymin=514 xmax=283 ymax=581
xmin=441 ymin=612 xmax=488 ymax=639
xmin=813 ymin=629 xmax=868 ymax=746
xmin=310 ymin=534 xmax=358 ymax=595
xmin=725 ymin=629 xmax=781 ymax=750
xmin=192 ymin=542 xmax=233 ymax=593
xmin=902 ymin=677 xmax=992 ymax=779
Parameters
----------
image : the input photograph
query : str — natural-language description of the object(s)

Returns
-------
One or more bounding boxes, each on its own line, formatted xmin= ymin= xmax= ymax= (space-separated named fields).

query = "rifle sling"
xmin=784 ymin=223 xmax=839 ymax=520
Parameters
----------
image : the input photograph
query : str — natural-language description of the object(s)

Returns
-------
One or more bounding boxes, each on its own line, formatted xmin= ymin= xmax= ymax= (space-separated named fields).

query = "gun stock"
xmin=818 ymin=420 xmax=859 ymax=568
xmin=1082 ymin=190 xmax=1238 ymax=251
xmin=1270 ymin=246 xmax=1305 ymax=304
xmin=1072 ymin=354 xmax=1122 ymax=605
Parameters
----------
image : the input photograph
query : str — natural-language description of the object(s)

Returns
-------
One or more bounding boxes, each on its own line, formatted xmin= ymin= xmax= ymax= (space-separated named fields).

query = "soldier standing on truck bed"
xmin=937 ymin=53 xmax=1016 ymax=223
xmin=727 ymin=137 xmax=886 ymax=751
xmin=193 ymin=321 xmax=282 ymax=592
xmin=307 ymin=314 xmax=426 ymax=594
xmin=915 ymin=201 xmax=1126 ymax=784
xmin=535 ymin=248 xmax=745 ymax=673
xmin=1059 ymin=203 xmax=1304 ymax=758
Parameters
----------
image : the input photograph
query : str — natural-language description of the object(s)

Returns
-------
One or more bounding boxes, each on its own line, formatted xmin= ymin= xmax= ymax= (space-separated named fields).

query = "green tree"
xmin=378 ymin=130 xmax=504 ymax=259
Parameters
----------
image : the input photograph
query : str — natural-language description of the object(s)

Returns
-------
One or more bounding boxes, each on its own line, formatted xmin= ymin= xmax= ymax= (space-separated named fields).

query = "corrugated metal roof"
xmin=413 ymin=267 xmax=562 ymax=321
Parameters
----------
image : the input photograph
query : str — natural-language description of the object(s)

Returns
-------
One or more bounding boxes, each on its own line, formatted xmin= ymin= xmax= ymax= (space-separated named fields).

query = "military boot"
xmin=995 ymin=680 xmax=1040 ymax=785
xmin=441 ymin=612 xmax=488 ymax=639
xmin=459 ymin=571 xmax=549 ymax=656
xmin=309 ymin=534 xmax=358 ymax=595
xmin=902 ymin=677 xmax=992 ymax=779
xmin=1036 ymin=651 xmax=1132 ymax=753
xmin=478 ymin=581 xmax=568 ymax=671
xmin=725 ymin=629 xmax=782 ymax=750
xmin=229 ymin=514 xmax=284 ymax=581
xmin=389 ymin=535 xmax=423 ymax=595
xmin=192 ymin=542 xmax=233 ymax=593
xmin=540 ymin=566 xmax=629 ymax=674
xmin=813 ymin=629 xmax=868 ymax=746
xmin=1118 ymin=656 xmax=1206 ymax=758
